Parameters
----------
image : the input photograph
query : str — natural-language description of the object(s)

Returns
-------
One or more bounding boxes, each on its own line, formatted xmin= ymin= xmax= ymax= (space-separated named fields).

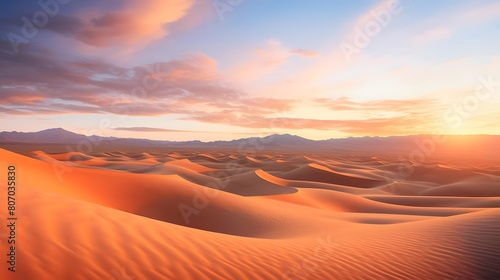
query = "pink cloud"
xmin=112 ymin=127 xmax=217 ymax=133
xmin=413 ymin=27 xmax=452 ymax=44
xmin=0 ymin=42 xmax=243 ymax=116
xmin=176 ymin=96 xmax=447 ymax=136
xmin=75 ymin=0 xmax=196 ymax=48
xmin=290 ymin=49 xmax=321 ymax=58
xmin=183 ymin=112 xmax=438 ymax=135
xmin=315 ymin=97 xmax=437 ymax=112
xmin=230 ymin=40 xmax=320 ymax=82
xmin=461 ymin=1 xmax=500 ymax=23
xmin=0 ymin=88 xmax=46 ymax=105
xmin=155 ymin=52 xmax=218 ymax=82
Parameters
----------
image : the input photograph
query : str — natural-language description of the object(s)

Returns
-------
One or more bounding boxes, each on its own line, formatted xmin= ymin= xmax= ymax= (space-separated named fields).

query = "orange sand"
xmin=0 ymin=148 xmax=499 ymax=279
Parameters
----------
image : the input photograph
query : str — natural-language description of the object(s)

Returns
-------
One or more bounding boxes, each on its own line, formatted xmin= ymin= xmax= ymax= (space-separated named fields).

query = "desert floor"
xmin=1 ymin=147 xmax=499 ymax=279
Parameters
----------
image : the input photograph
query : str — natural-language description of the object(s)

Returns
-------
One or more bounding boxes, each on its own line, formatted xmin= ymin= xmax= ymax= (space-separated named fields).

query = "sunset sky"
xmin=1 ymin=0 xmax=499 ymax=141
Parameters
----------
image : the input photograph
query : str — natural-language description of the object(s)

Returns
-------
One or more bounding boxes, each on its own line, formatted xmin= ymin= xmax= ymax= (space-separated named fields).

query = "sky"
xmin=0 ymin=0 xmax=499 ymax=141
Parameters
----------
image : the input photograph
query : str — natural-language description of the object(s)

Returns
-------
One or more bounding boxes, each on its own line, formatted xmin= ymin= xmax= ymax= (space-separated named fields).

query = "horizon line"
xmin=1 ymin=127 xmax=499 ymax=143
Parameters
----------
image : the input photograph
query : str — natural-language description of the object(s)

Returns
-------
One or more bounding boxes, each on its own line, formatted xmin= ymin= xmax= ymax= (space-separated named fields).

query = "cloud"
xmin=408 ymin=2 xmax=500 ymax=46
xmin=0 ymin=40 xmax=299 ymax=123
xmin=1 ymin=36 xmax=448 ymax=136
xmin=152 ymin=52 xmax=218 ymax=82
xmin=230 ymin=39 xmax=320 ymax=82
xmin=112 ymin=127 xmax=216 ymax=133
xmin=39 ymin=0 xmax=196 ymax=49
xmin=77 ymin=0 xmax=195 ymax=47
xmin=111 ymin=127 xmax=267 ymax=136
xmin=350 ymin=0 xmax=398 ymax=28
xmin=240 ymin=98 xmax=296 ymax=112
xmin=179 ymin=96 xmax=446 ymax=135
xmin=264 ymin=0 xmax=498 ymax=101
xmin=267 ymin=1 xmax=399 ymax=95
xmin=0 ymin=87 xmax=46 ymax=105
xmin=459 ymin=1 xmax=500 ymax=23
xmin=315 ymin=97 xmax=436 ymax=112
xmin=273 ymin=0 xmax=404 ymax=92
xmin=43 ymin=15 xmax=84 ymax=36
xmin=0 ymin=41 xmax=243 ymax=116
xmin=413 ymin=27 xmax=451 ymax=44
xmin=290 ymin=49 xmax=321 ymax=58
xmin=183 ymin=112 xmax=437 ymax=135
xmin=230 ymin=39 xmax=289 ymax=82
xmin=0 ymin=0 xmax=207 ymax=56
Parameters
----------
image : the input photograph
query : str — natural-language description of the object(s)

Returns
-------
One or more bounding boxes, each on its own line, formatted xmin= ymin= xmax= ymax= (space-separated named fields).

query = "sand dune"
xmin=363 ymin=195 xmax=500 ymax=208
xmin=164 ymin=158 xmax=215 ymax=173
xmin=188 ymin=153 xmax=223 ymax=163
xmin=281 ymin=163 xmax=386 ymax=188
xmin=221 ymin=169 xmax=296 ymax=196
xmin=1 ymin=147 xmax=499 ymax=279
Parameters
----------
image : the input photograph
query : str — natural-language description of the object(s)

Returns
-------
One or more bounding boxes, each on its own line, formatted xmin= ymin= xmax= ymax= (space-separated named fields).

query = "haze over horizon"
xmin=1 ymin=0 xmax=499 ymax=141
xmin=2 ymin=127 xmax=500 ymax=143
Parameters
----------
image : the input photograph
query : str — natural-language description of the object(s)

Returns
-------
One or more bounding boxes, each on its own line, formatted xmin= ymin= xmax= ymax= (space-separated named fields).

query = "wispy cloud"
xmin=412 ymin=27 xmax=452 ymax=44
xmin=112 ymin=127 xmax=216 ymax=133
xmin=314 ymin=97 xmax=437 ymax=112
xmin=290 ymin=49 xmax=321 ymax=58
xmin=112 ymin=127 xmax=263 ymax=135
xmin=183 ymin=113 xmax=439 ymax=135
xmin=179 ymin=96 xmax=448 ymax=135
xmin=229 ymin=39 xmax=320 ymax=82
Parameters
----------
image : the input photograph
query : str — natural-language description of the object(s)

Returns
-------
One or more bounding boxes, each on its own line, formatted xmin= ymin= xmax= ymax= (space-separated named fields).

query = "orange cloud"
xmin=315 ymin=97 xmax=436 ymax=112
xmin=155 ymin=52 xmax=218 ymax=81
xmin=183 ymin=112 xmax=438 ymax=135
xmin=179 ymin=97 xmax=446 ymax=136
xmin=71 ymin=0 xmax=196 ymax=47
xmin=290 ymin=49 xmax=321 ymax=58
xmin=0 ymin=88 xmax=46 ymax=105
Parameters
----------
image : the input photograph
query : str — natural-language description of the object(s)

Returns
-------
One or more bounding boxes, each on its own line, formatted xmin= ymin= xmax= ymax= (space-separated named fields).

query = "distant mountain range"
xmin=0 ymin=128 xmax=316 ymax=148
xmin=0 ymin=128 xmax=499 ymax=157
